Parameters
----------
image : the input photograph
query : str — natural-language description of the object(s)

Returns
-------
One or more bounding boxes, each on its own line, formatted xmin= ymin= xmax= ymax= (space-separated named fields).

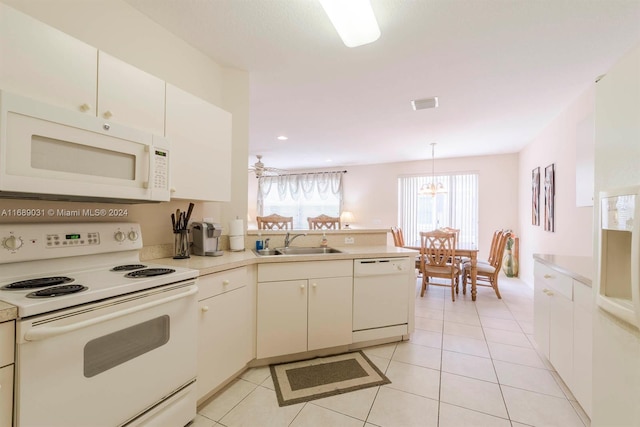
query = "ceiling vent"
xmin=411 ymin=97 xmax=439 ymax=111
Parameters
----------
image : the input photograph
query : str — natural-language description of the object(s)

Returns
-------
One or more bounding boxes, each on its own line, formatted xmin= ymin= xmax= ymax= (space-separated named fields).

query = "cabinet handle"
xmin=300 ymin=284 xmax=305 ymax=290
xmin=312 ymin=283 xmax=317 ymax=288
xmin=543 ymin=288 xmax=554 ymax=296
xmin=103 ymin=110 xmax=113 ymax=119
xmin=544 ymin=274 xmax=553 ymax=279
xmin=79 ymin=103 xmax=91 ymax=112
xmin=201 ymin=305 xmax=209 ymax=312
xmin=223 ymin=280 xmax=230 ymax=286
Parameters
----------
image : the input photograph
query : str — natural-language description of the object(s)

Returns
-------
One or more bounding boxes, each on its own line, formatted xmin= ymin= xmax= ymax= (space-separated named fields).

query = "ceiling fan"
xmin=248 ymin=155 xmax=287 ymax=178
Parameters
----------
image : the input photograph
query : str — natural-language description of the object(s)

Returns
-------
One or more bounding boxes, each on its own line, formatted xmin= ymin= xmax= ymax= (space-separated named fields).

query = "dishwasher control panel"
xmin=354 ymin=257 xmax=411 ymax=276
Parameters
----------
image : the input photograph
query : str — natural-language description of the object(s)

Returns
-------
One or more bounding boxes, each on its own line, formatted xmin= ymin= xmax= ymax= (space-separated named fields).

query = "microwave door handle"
xmin=24 ymin=285 xmax=197 ymax=342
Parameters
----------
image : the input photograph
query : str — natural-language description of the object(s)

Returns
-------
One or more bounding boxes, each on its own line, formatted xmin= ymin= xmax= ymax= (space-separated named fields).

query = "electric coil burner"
xmin=125 ymin=268 xmax=176 ymax=278
xmin=27 ymin=284 xmax=88 ymax=298
xmin=111 ymin=264 xmax=147 ymax=271
xmin=2 ymin=276 xmax=74 ymax=290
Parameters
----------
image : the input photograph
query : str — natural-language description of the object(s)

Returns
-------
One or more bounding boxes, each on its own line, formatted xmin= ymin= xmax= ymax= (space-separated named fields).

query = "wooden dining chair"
xmin=256 ymin=214 xmax=294 ymax=230
xmin=390 ymin=226 xmax=405 ymax=247
xmin=462 ymin=230 xmax=511 ymax=299
xmin=307 ymin=214 xmax=341 ymax=230
xmin=420 ymin=230 xmax=459 ymax=301
xmin=391 ymin=227 xmax=421 ymax=274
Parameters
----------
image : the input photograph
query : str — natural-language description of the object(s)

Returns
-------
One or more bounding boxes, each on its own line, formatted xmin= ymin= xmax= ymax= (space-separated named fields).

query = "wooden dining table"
xmin=405 ymin=241 xmax=480 ymax=301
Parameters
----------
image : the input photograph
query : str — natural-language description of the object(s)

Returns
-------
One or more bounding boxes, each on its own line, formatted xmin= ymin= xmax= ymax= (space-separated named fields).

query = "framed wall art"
xmin=544 ymin=163 xmax=555 ymax=232
xmin=532 ymin=167 xmax=540 ymax=226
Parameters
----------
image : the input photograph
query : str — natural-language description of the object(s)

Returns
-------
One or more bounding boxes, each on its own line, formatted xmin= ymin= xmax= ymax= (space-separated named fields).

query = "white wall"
xmin=249 ymin=153 xmax=519 ymax=261
xmin=1 ymin=0 xmax=249 ymax=247
xmin=592 ymin=43 xmax=640 ymax=426
xmin=517 ymin=86 xmax=595 ymax=285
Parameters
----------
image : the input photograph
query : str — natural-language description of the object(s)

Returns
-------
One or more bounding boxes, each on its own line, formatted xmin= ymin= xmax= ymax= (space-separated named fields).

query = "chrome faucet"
xmin=264 ymin=238 xmax=270 ymax=249
xmin=284 ymin=232 xmax=307 ymax=248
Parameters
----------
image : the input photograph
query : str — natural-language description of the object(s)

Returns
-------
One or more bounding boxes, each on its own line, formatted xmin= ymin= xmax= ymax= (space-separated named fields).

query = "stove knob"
xmin=114 ymin=231 xmax=126 ymax=242
xmin=3 ymin=235 xmax=23 ymax=250
xmin=128 ymin=231 xmax=139 ymax=241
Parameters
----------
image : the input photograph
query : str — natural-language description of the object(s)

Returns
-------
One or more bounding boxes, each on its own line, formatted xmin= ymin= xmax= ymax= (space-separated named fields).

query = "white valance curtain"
xmin=257 ymin=171 xmax=344 ymax=215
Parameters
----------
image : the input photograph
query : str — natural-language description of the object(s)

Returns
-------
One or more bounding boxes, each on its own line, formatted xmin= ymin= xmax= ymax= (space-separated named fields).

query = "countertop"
xmin=155 ymin=245 xmax=417 ymax=276
xmin=0 ymin=300 xmax=17 ymax=323
xmin=0 ymin=245 xmax=417 ymax=321
xmin=533 ymin=254 xmax=594 ymax=287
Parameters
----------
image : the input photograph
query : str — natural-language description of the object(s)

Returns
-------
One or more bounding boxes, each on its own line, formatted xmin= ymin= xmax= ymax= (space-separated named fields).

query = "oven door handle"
xmin=24 ymin=285 xmax=198 ymax=342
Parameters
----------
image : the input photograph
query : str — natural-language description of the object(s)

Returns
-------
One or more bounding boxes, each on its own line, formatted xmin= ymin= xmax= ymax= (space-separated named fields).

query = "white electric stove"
xmin=0 ymin=222 xmax=199 ymax=427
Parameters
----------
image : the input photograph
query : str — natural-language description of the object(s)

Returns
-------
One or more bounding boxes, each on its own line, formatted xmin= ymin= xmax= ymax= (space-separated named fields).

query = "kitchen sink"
xmin=253 ymin=247 xmax=342 ymax=256
xmin=254 ymin=248 xmax=281 ymax=256
xmin=277 ymin=247 xmax=342 ymax=255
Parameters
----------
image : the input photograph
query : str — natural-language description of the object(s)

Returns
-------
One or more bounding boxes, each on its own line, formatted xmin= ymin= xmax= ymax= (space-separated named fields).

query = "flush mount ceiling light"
xmin=319 ymin=0 xmax=381 ymax=48
xmin=277 ymin=135 xmax=288 ymax=141
xmin=411 ymin=97 xmax=439 ymax=111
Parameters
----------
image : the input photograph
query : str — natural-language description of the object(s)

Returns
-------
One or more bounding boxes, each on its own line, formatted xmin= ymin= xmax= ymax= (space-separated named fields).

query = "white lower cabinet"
xmin=256 ymin=261 xmax=353 ymax=359
xmin=197 ymin=267 xmax=253 ymax=402
xmin=572 ymin=279 xmax=593 ymax=417
xmin=0 ymin=320 xmax=15 ymax=427
xmin=533 ymin=260 xmax=592 ymax=418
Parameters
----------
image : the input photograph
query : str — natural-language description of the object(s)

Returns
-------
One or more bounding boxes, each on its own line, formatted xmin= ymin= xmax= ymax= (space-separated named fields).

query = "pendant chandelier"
xmin=418 ymin=143 xmax=447 ymax=196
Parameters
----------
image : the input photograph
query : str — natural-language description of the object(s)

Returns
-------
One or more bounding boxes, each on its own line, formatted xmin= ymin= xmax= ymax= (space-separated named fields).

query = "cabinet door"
xmin=0 ymin=3 xmax=97 ymax=113
xmin=97 ymin=52 xmax=165 ymax=135
xmin=308 ymin=277 xmax=352 ymax=351
xmin=573 ymin=280 xmax=593 ymax=417
xmin=197 ymin=286 xmax=252 ymax=401
xmin=533 ymin=282 xmax=551 ymax=359
xmin=549 ymin=289 xmax=573 ymax=385
xmin=165 ymin=84 xmax=232 ymax=201
xmin=0 ymin=365 xmax=12 ymax=427
xmin=257 ymin=280 xmax=307 ymax=358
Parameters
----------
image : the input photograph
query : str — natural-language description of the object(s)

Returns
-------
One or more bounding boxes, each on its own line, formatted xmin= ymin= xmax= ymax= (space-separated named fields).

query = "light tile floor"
xmin=194 ymin=277 xmax=590 ymax=427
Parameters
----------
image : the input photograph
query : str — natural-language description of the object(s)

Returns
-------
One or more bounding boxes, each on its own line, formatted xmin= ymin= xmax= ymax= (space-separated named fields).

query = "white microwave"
xmin=0 ymin=90 xmax=170 ymax=203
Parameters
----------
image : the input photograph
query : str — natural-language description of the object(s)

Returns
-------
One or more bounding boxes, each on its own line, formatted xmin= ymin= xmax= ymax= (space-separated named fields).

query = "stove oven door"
xmin=14 ymin=281 xmax=198 ymax=427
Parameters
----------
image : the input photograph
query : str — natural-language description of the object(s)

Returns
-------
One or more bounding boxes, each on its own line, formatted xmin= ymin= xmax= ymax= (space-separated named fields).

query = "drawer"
xmin=574 ymin=279 xmax=593 ymax=310
xmin=198 ymin=267 xmax=248 ymax=301
xmin=535 ymin=262 xmax=573 ymax=300
xmin=0 ymin=321 xmax=14 ymax=368
xmin=258 ymin=260 xmax=353 ymax=282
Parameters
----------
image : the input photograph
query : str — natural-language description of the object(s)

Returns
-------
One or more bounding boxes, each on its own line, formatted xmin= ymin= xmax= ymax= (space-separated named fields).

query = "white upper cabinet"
xmin=97 ymin=52 xmax=166 ymax=136
xmin=0 ymin=3 xmax=97 ymax=112
xmin=166 ymin=83 xmax=232 ymax=201
xmin=0 ymin=4 xmax=165 ymax=136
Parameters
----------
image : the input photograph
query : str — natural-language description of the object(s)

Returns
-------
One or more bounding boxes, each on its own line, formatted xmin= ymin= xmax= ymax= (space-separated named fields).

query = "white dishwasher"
xmin=353 ymin=258 xmax=412 ymax=341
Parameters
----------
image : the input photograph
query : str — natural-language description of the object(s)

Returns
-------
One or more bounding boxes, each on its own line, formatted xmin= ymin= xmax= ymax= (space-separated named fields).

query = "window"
xmin=398 ymin=173 xmax=478 ymax=246
xmin=258 ymin=172 xmax=343 ymax=229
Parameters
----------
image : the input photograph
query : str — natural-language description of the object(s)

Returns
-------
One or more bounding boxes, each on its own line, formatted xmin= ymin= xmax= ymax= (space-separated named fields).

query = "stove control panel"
xmin=46 ymin=231 xmax=100 ymax=247
xmin=0 ymin=223 xmax=143 ymax=263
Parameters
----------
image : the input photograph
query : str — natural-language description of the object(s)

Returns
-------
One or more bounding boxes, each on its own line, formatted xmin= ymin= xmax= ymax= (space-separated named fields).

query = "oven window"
xmin=84 ymin=315 xmax=170 ymax=378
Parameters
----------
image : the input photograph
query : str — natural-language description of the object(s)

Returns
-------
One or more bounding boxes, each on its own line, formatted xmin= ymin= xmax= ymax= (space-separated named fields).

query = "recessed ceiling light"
xmin=277 ymin=135 xmax=288 ymax=141
xmin=411 ymin=97 xmax=439 ymax=111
